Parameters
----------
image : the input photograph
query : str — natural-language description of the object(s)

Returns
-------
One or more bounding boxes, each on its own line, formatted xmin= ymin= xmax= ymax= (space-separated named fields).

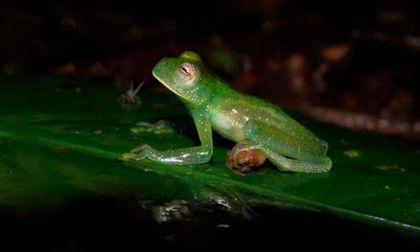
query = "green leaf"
xmin=0 ymin=74 xmax=420 ymax=235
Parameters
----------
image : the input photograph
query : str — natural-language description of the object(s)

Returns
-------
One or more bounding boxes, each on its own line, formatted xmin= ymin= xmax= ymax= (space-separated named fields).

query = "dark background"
xmin=1 ymin=0 xmax=420 ymax=142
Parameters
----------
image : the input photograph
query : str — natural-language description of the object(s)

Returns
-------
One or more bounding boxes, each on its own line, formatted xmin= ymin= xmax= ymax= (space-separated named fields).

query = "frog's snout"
xmin=152 ymin=57 xmax=170 ymax=79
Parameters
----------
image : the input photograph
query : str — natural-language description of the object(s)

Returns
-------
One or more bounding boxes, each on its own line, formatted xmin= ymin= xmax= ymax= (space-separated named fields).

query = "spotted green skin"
xmin=124 ymin=51 xmax=332 ymax=173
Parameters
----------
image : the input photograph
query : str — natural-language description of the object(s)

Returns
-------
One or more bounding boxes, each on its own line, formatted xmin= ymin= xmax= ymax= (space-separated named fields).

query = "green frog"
xmin=122 ymin=51 xmax=332 ymax=173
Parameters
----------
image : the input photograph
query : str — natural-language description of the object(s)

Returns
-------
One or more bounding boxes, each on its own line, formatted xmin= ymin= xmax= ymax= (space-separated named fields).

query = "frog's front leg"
xmin=123 ymin=110 xmax=213 ymax=165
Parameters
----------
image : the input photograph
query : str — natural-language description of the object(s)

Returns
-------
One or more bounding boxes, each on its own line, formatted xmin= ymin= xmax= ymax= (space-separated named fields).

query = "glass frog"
xmin=122 ymin=51 xmax=332 ymax=173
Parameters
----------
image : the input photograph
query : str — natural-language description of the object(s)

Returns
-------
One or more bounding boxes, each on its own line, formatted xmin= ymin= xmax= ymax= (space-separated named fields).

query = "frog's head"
xmin=152 ymin=51 xmax=210 ymax=105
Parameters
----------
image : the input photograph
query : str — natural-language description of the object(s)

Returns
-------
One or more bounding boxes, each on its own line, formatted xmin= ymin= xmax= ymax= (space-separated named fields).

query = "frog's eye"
xmin=177 ymin=62 xmax=197 ymax=83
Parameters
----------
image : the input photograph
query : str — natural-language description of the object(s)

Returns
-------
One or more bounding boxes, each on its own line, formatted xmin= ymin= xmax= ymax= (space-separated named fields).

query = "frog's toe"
xmin=121 ymin=152 xmax=135 ymax=161
xmin=122 ymin=152 xmax=147 ymax=161
xmin=121 ymin=145 xmax=152 ymax=161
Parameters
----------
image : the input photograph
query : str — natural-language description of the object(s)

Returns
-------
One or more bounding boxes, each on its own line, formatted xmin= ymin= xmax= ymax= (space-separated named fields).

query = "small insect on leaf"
xmin=118 ymin=81 xmax=146 ymax=109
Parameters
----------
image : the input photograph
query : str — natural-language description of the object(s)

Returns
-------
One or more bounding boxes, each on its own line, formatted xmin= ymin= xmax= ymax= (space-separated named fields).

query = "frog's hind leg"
xmin=256 ymin=147 xmax=332 ymax=173
xmin=244 ymin=121 xmax=332 ymax=173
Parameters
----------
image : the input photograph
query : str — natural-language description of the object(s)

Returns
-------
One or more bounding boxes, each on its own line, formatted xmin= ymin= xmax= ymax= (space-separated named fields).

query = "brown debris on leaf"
xmin=226 ymin=147 xmax=266 ymax=174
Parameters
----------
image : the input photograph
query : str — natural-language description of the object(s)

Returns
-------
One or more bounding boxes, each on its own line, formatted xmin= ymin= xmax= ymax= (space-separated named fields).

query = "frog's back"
xmin=211 ymin=90 xmax=328 ymax=156
xmin=252 ymin=93 xmax=328 ymax=155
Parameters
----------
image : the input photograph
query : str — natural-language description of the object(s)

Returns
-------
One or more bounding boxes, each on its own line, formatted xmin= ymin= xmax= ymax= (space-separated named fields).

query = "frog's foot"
xmin=226 ymin=142 xmax=266 ymax=174
xmin=121 ymin=144 xmax=153 ymax=161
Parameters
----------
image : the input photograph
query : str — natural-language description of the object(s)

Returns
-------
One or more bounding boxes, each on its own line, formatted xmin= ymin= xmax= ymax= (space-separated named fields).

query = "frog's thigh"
xmin=244 ymin=121 xmax=332 ymax=173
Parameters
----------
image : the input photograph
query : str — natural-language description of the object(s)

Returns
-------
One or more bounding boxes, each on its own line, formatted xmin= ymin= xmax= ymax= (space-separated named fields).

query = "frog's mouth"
xmin=152 ymin=57 xmax=186 ymax=99
xmin=152 ymin=73 xmax=182 ymax=98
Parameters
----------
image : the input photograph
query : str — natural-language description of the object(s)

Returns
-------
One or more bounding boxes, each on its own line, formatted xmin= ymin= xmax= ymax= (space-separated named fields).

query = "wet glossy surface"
xmin=0 ymin=75 xmax=420 ymax=240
